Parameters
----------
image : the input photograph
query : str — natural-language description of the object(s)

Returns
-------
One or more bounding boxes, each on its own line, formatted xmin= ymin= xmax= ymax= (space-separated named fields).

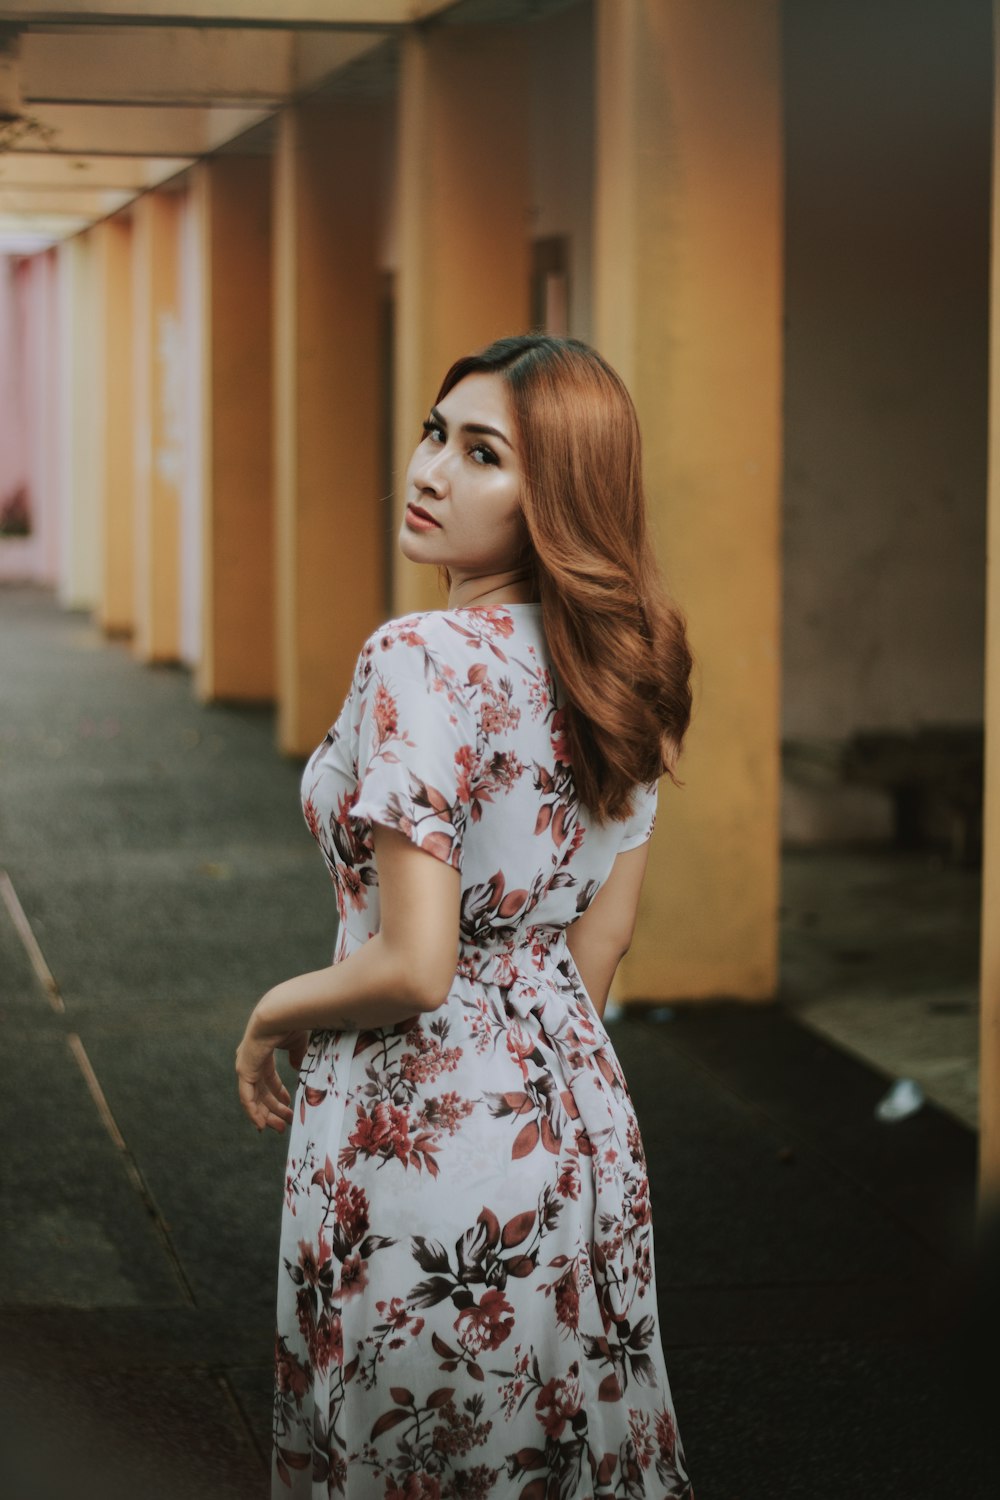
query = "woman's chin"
xmin=397 ymin=526 xmax=443 ymax=563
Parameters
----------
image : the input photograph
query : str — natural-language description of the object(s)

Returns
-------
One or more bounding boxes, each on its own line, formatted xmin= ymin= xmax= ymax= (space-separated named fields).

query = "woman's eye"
xmin=422 ymin=419 xmax=445 ymax=444
xmin=470 ymin=444 xmax=499 ymax=466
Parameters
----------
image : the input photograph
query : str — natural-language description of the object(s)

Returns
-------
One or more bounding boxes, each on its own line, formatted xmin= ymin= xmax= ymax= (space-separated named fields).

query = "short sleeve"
xmin=617 ymin=780 xmax=659 ymax=852
xmin=348 ymin=623 xmax=477 ymax=871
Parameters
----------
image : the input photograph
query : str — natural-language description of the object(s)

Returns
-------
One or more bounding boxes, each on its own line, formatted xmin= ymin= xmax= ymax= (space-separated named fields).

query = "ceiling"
xmin=0 ymin=1 xmax=467 ymax=254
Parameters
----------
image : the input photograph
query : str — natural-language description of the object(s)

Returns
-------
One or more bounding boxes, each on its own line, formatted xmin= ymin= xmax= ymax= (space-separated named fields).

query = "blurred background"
xmin=0 ymin=1 xmax=997 ymax=1496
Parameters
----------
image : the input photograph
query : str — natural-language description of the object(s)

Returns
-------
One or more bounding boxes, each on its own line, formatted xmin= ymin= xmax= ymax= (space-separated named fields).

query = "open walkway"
xmin=0 ymin=583 xmax=993 ymax=1499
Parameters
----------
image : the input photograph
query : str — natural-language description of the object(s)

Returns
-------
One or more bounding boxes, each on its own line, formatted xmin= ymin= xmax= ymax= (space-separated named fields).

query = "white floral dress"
xmin=276 ymin=603 xmax=693 ymax=1500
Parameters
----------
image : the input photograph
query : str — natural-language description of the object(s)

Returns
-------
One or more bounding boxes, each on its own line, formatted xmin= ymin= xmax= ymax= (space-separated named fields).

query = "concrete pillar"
xmin=195 ymin=154 xmax=273 ymax=702
xmin=393 ymin=24 xmax=532 ymax=615
xmin=594 ymin=0 xmax=784 ymax=1002
xmin=132 ymin=189 xmax=184 ymax=664
xmin=93 ymin=216 xmax=135 ymax=637
xmin=981 ymin=1 xmax=1000 ymax=1208
xmin=56 ymin=230 xmax=102 ymax=611
xmin=273 ymin=98 xmax=386 ymax=756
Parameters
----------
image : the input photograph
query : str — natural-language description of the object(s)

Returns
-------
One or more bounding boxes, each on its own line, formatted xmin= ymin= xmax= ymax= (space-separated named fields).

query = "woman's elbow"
xmin=385 ymin=945 xmax=454 ymax=1013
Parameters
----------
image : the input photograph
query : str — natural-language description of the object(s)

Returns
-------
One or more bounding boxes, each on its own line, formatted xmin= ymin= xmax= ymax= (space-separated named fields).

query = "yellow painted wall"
xmin=274 ymin=98 xmax=387 ymax=756
xmin=595 ymin=0 xmax=784 ymax=1002
xmin=393 ymin=24 xmax=532 ymax=616
xmin=196 ymin=154 xmax=274 ymax=702
xmin=132 ymin=189 xmax=183 ymax=664
xmin=95 ymin=215 xmax=135 ymax=636
xmin=56 ymin=231 xmax=102 ymax=611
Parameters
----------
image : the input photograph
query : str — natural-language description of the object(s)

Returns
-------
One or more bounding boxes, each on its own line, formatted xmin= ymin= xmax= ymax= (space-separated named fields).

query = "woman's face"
xmin=399 ymin=372 xmax=527 ymax=581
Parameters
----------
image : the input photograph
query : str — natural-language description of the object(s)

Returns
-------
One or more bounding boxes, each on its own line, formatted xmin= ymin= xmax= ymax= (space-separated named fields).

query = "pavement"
xmin=0 ymin=581 xmax=995 ymax=1500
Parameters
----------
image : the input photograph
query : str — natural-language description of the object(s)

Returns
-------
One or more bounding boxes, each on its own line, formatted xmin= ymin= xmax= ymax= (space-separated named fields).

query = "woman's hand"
xmin=235 ymin=1010 xmax=310 ymax=1134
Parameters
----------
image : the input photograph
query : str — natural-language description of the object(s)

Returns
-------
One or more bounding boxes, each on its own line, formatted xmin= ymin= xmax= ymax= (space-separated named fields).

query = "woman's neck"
xmin=447 ymin=569 xmax=537 ymax=610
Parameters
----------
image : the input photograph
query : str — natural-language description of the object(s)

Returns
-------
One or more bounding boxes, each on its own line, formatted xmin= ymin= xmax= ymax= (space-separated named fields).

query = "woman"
xmin=236 ymin=334 xmax=695 ymax=1499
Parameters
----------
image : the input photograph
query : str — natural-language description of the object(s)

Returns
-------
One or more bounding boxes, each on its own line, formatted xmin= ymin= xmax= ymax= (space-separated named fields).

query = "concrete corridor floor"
xmin=0 ymin=583 xmax=995 ymax=1499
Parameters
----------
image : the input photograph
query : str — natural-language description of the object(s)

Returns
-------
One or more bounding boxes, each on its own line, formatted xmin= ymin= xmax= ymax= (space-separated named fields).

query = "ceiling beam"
xmin=0 ymin=153 xmax=192 ymax=189
xmin=0 ymin=1 xmax=459 ymax=28
xmin=0 ymin=186 xmax=135 ymax=214
xmin=11 ymin=102 xmax=272 ymax=155
xmin=19 ymin=27 xmax=383 ymax=107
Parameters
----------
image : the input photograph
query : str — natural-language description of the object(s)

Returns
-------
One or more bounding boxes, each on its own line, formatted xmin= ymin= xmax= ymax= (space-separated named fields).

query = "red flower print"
xmin=453 ymin=1289 xmax=515 ymax=1354
xmin=505 ymin=1019 xmax=534 ymax=1079
xmin=303 ymin=795 xmax=321 ymax=841
xmin=480 ymin=608 xmax=515 ymax=638
xmin=655 ymin=1405 xmax=677 ymax=1458
xmin=340 ymin=864 xmax=366 ymax=912
xmin=340 ymin=1253 xmax=369 ymax=1300
xmin=550 ymin=707 xmax=571 ymax=765
xmin=348 ymin=1100 xmax=412 ymax=1161
xmin=534 ymin=1366 xmax=583 ymax=1439
xmin=311 ymin=1312 xmax=343 ymax=1372
xmin=373 ymin=681 xmax=398 ymax=742
xmin=454 ymin=743 xmax=475 ymax=802
xmin=385 ymin=1475 xmax=440 ymax=1500
xmin=554 ymin=1267 xmax=580 ymax=1333
xmin=297 ymin=1238 xmax=320 ymax=1286
xmin=375 ymin=1296 xmax=424 ymax=1337
xmin=629 ymin=1408 xmax=655 ymax=1470
xmin=274 ymin=1334 xmax=311 ymax=1399
xmin=556 ymin=1158 xmax=580 ymax=1200
xmin=334 ymin=1178 xmax=370 ymax=1242
xmin=631 ymin=1179 xmax=651 ymax=1227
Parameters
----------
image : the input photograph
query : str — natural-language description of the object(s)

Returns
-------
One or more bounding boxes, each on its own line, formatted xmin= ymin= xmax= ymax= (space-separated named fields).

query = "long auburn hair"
xmin=435 ymin=334 xmax=693 ymax=822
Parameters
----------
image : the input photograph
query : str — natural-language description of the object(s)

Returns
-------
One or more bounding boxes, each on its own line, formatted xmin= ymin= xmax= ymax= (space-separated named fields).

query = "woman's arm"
xmin=564 ymin=841 xmax=650 ymax=1019
xmin=236 ymin=826 xmax=460 ymax=1132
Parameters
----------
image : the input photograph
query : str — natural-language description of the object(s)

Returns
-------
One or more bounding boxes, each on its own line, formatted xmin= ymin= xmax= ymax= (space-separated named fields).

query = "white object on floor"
xmin=875 ymin=1076 xmax=925 ymax=1122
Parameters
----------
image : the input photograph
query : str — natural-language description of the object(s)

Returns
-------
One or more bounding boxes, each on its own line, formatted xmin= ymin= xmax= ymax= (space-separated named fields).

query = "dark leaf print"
xmin=598 ymin=1373 xmax=622 ymax=1402
xmin=519 ymin=1481 xmax=547 ymax=1500
xmin=369 ymin=1408 xmax=408 ymax=1440
xmin=534 ymin=804 xmax=552 ymax=835
xmin=431 ymin=1331 xmax=459 ymax=1359
xmin=630 ymin=1353 xmax=657 ymax=1386
xmin=304 ymin=1087 xmax=327 ymax=1106
xmin=629 ymin=1314 xmax=655 ymax=1350
xmin=408 ymin=1276 xmax=455 ymax=1307
xmin=389 ymin=1386 xmax=413 ymax=1406
xmin=468 ymin=1361 xmax=484 ymax=1381
xmin=411 ymin=1236 xmax=450 ymax=1273
xmin=426 ymin=1387 xmax=456 ymax=1409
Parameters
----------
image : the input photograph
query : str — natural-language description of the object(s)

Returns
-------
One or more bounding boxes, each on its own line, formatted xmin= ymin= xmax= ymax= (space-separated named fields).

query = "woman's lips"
xmin=405 ymin=504 xmax=441 ymax=531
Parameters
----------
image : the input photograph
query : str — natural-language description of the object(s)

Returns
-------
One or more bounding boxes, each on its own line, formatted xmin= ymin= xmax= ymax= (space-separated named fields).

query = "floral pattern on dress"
xmin=278 ymin=604 xmax=690 ymax=1499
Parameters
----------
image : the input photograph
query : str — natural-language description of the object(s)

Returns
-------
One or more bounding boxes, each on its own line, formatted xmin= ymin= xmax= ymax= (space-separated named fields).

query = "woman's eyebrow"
xmin=429 ymin=406 xmax=514 ymax=450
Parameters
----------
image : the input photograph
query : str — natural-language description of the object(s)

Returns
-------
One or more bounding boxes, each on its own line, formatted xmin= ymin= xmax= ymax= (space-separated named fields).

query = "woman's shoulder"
xmin=358 ymin=605 xmax=538 ymax=666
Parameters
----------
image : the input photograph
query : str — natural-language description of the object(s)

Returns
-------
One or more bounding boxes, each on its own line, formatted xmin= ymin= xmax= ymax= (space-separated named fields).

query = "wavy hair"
xmin=436 ymin=334 xmax=693 ymax=822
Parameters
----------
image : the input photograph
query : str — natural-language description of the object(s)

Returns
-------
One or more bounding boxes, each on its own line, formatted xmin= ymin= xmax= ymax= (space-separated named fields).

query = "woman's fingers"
xmin=235 ymin=1042 xmax=294 ymax=1132
xmin=238 ymin=1077 xmax=291 ymax=1133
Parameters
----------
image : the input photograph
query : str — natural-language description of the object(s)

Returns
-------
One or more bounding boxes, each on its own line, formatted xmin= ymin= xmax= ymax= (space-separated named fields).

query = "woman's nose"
xmin=412 ymin=444 xmax=449 ymax=494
